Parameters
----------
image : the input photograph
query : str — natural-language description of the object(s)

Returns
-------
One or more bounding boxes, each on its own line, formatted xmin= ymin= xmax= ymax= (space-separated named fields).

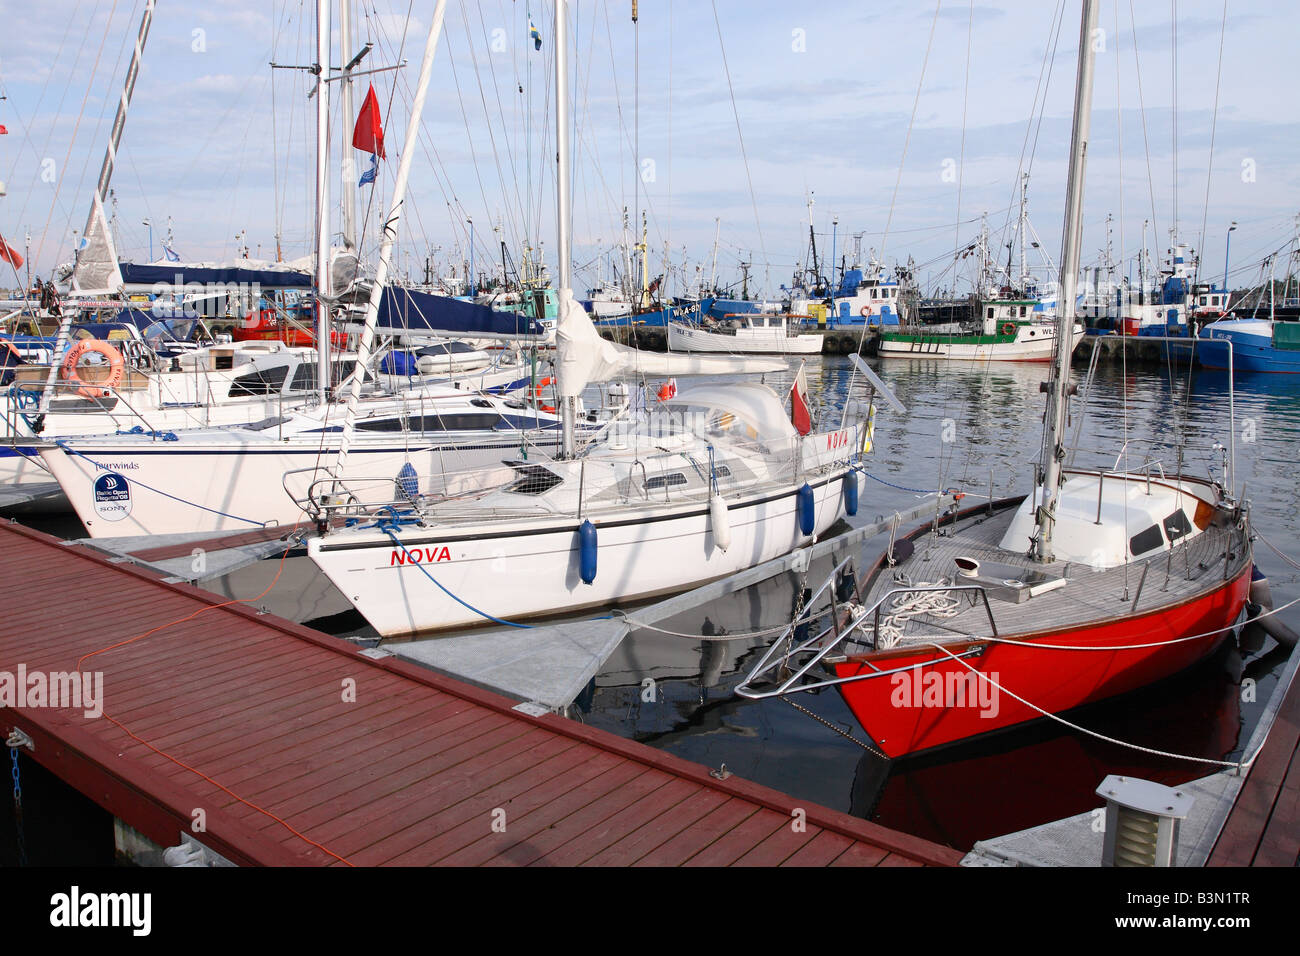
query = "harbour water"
xmin=4 ymin=353 xmax=1297 ymax=861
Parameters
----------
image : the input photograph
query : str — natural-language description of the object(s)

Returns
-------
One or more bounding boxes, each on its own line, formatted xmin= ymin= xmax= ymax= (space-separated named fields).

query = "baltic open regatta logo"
xmin=889 ymin=667 xmax=1000 ymax=718
xmin=49 ymin=887 xmax=150 ymax=936
xmin=0 ymin=665 xmax=103 ymax=718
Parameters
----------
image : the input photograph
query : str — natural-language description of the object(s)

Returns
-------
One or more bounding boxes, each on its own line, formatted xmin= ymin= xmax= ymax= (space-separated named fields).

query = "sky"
xmin=1 ymin=0 xmax=1297 ymax=299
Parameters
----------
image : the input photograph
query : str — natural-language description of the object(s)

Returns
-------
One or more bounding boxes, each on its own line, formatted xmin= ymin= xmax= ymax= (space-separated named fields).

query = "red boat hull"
xmin=833 ymin=565 xmax=1251 ymax=759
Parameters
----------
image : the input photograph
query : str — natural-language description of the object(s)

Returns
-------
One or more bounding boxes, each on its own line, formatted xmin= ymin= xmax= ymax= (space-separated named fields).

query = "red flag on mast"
xmin=351 ymin=84 xmax=386 ymax=159
xmin=0 ymin=235 xmax=24 ymax=270
xmin=790 ymin=362 xmax=812 ymax=435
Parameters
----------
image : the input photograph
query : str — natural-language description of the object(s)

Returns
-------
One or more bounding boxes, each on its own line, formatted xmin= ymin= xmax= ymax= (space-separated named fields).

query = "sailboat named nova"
xmin=304 ymin=1 xmax=895 ymax=636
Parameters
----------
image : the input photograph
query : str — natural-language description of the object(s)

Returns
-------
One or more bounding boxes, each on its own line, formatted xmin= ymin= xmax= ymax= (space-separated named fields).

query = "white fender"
xmin=710 ymin=493 xmax=731 ymax=552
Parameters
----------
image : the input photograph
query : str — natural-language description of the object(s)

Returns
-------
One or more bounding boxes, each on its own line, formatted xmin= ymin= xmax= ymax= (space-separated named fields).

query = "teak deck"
xmin=0 ymin=520 xmax=959 ymax=867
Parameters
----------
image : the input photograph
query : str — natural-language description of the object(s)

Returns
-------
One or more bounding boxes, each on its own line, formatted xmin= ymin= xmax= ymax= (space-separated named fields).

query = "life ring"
xmin=859 ymin=305 xmax=873 ymax=317
xmin=532 ymin=375 xmax=554 ymax=397
xmin=1000 ymin=322 xmax=1017 ymax=337
xmin=60 ymin=339 xmax=124 ymax=399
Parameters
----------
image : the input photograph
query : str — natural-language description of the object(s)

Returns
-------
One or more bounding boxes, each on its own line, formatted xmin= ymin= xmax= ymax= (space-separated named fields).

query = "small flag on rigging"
xmin=351 ymin=83 xmax=386 ymax=159
xmin=529 ymin=17 xmax=542 ymax=50
xmin=789 ymin=362 xmax=812 ymax=436
xmin=358 ymin=153 xmax=378 ymax=187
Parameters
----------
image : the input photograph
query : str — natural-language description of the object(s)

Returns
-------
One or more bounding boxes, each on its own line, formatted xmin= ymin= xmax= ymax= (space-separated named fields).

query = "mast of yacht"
xmin=333 ymin=0 xmax=449 ymax=479
xmin=41 ymin=0 xmax=154 ymax=418
xmin=1033 ymin=0 xmax=1099 ymax=564
xmin=339 ymin=0 xmax=359 ymax=253
xmin=556 ymin=0 xmax=576 ymax=458
xmin=313 ymin=0 xmax=333 ymax=405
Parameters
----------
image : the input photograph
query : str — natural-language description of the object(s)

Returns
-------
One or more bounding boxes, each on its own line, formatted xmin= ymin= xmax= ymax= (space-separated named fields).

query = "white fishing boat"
xmin=303 ymin=0 xmax=899 ymax=637
xmin=667 ymin=313 xmax=823 ymax=355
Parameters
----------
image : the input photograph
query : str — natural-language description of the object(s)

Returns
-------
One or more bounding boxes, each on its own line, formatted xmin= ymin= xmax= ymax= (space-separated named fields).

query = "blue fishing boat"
xmin=1197 ymin=317 xmax=1300 ymax=373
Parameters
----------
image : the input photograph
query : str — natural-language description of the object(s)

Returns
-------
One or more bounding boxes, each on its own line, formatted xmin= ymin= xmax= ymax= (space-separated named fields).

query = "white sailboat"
xmin=304 ymin=0 xmax=897 ymax=637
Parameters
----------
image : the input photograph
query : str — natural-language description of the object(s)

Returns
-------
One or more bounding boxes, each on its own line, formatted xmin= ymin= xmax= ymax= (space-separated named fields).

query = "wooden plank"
xmin=631 ymin=798 xmax=761 ymax=867
xmin=535 ymin=777 xmax=702 ymax=867
xmin=582 ymin=788 xmax=731 ymax=866
xmin=779 ymin=829 xmax=858 ymax=867
xmin=681 ymin=808 xmax=790 ymax=866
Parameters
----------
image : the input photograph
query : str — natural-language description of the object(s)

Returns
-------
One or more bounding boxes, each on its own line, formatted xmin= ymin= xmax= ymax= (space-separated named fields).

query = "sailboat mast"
xmin=334 ymin=0 xmax=449 ymax=479
xmin=1034 ymin=0 xmax=1099 ymax=564
xmin=556 ymin=0 xmax=576 ymax=458
xmin=339 ymin=0 xmax=358 ymax=252
xmin=314 ymin=0 xmax=333 ymax=405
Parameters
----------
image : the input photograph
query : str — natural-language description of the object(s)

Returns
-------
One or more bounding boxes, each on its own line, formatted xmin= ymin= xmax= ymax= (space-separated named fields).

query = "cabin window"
xmin=228 ymin=366 xmax=289 ymax=397
xmin=871 ymin=289 xmax=878 ymax=299
xmin=1019 ymin=306 xmax=1027 ymax=317
xmin=987 ymin=308 xmax=995 ymax=319
xmin=645 ymin=472 xmax=688 ymax=491
xmin=506 ymin=464 xmax=563 ymax=495
xmin=1163 ymin=510 xmax=1192 ymax=542
xmin=1199 ymin=296 xmax=1208 ymax=306
xmin=1129 ymin=525 xmax=1165 ymax=557
xmin=290 ymin=360 xmax=358 ymax=392
xmin=354 ymin=413 xmax=504 ymax=432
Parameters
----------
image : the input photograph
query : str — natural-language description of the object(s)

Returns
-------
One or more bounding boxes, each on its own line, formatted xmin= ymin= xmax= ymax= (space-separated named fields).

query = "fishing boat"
xmin=877 ymin=298 xmax=1084 ymax=362
xmin=303 ymin=0 xmax=897 ymax=638
xmin=1196 ymin=317 xmax=1300 ymax=373
xmin=666 ymin=312 xmax=822 ymax=355
xmin=736 ymin=0 xmax=1253 ymax=759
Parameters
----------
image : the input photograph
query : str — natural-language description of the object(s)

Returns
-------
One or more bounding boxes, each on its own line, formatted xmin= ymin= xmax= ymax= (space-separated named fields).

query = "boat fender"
xmin=797 ymin=482 xmax=815 ymax=536
xmin=710 ymin=493 xmax=731 ymax=552
xmin=1249 ymin=566 xmax=1272 ymax=609
xmin=578 ymin=519 xmax=598 ymax=584
xmin=843 ymin=471 xmax=859 ymax=516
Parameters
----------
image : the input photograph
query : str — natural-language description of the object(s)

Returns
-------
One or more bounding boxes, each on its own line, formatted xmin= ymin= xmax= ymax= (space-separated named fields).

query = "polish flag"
xmin=789 ymin=362 xmax=812 ymax=435
xmin=0 ymin=235 xmax=23 ymax=269
xmin=352 ymin=84 xmax=386 ymax=159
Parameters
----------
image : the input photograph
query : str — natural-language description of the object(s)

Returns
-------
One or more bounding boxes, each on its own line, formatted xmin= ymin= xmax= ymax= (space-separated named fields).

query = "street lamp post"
xmin=1223 ymin=221 xmax=1237 ymax=294
xmin=142 ymin=218 xmax=153 ymax=261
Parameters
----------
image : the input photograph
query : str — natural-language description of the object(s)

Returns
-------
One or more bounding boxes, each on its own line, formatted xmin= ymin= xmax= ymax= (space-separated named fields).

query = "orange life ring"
xmin=60 ymin=339 xmax=125 ymax=399
xmin=539 ymin=404 xmax=556 ymax=414
xmin=532 ymin=375 xmax=554 ymax=395
xmin=1000 ymin=322 xmax=1017 ymax=336
xmin=859 ymin=305 xmax=873 ymax=317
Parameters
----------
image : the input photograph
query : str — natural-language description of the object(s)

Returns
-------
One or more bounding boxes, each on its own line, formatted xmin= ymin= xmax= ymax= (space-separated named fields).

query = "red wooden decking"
xmin=1209 ymin=656 xmax=1300 ymax=866
xmin=0 ymin=520 xmax=960 ymax=867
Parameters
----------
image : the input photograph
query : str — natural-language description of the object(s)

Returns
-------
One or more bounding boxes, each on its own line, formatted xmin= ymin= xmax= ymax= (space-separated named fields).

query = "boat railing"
xmin=3 ymin=378 xmax=167 ymax=441
xmin=735 ymin=561 xmax=1001 ymax=702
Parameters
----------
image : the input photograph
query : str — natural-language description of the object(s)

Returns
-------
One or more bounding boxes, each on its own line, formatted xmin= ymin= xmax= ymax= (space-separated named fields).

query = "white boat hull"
xmin=667 ymin=321 xmax=823 ymax=355
xmin=38 ymin=431 xmax=563 ymax=538
xmin=308 ymin=469 xmax=862 ymax=637
xmin=878 ymin=324 xmax=1084 ymax=361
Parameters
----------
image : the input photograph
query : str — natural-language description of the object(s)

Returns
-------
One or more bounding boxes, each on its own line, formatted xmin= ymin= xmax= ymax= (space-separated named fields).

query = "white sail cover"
xmin=554 ymin=287 xmax=784 ymax=398
xmin=69 ymin=193 xmax=124 ymax=296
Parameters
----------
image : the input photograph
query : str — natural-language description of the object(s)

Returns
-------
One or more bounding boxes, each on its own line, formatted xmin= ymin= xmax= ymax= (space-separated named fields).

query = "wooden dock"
xmin=1208 ymin=649 xmax=1300 ymax=867
xmin=0 ymin=519 xmax=960 ymax=867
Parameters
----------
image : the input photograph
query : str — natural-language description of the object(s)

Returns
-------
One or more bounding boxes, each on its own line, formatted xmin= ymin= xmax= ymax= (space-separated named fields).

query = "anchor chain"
xmin=9 ymin=747 xmax=26 ymax=867
xmin=780 ymin=696 xmax=887 ymax=760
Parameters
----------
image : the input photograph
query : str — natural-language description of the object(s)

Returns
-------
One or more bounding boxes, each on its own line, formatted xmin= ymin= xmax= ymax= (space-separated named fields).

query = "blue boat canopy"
xmin=119 ymin=262 xmax=313 ymax=289
xmin=370 ymin=286 xmax=547 ymax=339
